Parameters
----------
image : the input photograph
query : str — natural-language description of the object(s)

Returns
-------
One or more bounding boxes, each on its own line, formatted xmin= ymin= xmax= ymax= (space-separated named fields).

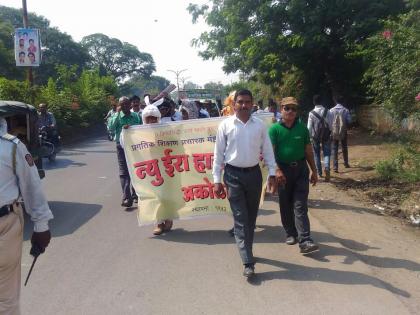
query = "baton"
xmin=24 ymin=244 xmax=42 ymax=286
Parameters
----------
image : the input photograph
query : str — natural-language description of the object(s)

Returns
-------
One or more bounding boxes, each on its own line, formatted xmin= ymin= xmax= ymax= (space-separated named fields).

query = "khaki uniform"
xmin=0 ymin=117 xmax=53 ymax=315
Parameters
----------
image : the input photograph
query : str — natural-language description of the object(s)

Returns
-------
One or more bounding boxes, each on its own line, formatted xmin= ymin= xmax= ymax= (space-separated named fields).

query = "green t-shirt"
xmin=108 ymin=111 xmax=141 ymax=143
xmin=268 ymin=119 xmax=310 ymax=163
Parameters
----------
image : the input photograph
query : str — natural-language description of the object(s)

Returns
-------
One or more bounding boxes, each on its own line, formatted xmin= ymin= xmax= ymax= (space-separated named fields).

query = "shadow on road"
xmin=63 ymin=149 xmax=116 ymax=154
xmin=308 ymin=243 xmax=420 ymax=272
xmin=309 ymin=198 xmax=381 ymax=216
xmin=24 ymin=201 xmax=102 ymax=239
xmin=251 ymin=257 xmax=410 ymax=298
xmin=159 ymin=224 xmax=420 ymax=273
xmin=43 ymin=158 xmax=87 ymax=170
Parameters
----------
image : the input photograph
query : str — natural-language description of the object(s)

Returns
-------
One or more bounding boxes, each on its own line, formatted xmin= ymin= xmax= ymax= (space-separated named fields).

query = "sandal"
xmin=153 ymin=223 xmax=165 ymax=235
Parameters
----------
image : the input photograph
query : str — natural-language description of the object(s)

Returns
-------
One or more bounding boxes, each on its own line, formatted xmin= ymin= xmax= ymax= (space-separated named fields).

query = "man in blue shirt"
xmin=329 ymin=95 xmax=352 ymax=172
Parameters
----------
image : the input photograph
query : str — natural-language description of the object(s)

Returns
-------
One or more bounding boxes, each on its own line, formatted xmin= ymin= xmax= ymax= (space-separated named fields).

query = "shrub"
xmin=363 ymin=10 xmax=420 ymax=120
xmin=375 ymin=146 xmax=420 ymax=182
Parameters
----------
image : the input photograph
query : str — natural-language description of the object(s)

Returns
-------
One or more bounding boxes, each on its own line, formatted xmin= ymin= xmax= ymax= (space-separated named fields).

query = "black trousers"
xmin=223 ymin=164 xmax=262 ymax=265
xmin=116 ymin=144 xmax=135 ymax=201
xmin=332 ymin=134 xmax=349 ymax=170
xmin=277 ymin=161 xmax=312 ymax=244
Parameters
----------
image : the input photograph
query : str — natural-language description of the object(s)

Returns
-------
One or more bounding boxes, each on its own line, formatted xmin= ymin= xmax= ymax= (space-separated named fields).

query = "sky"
xmin=0 ymin=0 xmax=238 ymax=86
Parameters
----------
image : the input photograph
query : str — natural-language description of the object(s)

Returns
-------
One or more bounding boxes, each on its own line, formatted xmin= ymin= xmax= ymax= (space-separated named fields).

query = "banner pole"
xmin=22 ymin=0 xmax=33 ymax=87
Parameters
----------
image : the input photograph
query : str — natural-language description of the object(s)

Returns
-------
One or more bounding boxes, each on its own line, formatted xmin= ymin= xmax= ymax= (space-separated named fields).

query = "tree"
xmin=188 ymin=0 xmax=408 ymax=106
xmin=183 ymin=81 xmax=201 ymax=90
xmin=81 ymin=33 xmax=155 ymax=81
xmin=0 ymin=20 xmax=23 ymax=80
xmin=203 ymin=81 xmax=224 ymax=91
xmin=0 ymin=5 xmax=91 ymax=84
xmin=119 ymin=75 xmax=170 ymax=97
xmin=362 ymin=10 xmax=420 ymax=120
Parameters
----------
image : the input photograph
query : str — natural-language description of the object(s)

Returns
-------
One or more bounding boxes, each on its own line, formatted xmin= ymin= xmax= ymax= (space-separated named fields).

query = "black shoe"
xmin=121 ymin=199 xmax=133 ymax=207
xmin=133 ymin=197 xmax=138 ymax=204
xmin=243 ymin=264 xmax=255 ymax=278
xmin=333 ymin=169 xmax=339 ymax=173
xmin=344 ymin=164 xmax=350 ymax=168
xmin=285 ymin=236 xmax=298 ymax=245
xmin=300 ymin=241 xmax=319 ymax=255
xmin=228 ymin=227 xmax=234 ymax=237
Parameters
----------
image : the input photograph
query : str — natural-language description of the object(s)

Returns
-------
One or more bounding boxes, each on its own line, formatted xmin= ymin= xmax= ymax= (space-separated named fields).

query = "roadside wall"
xmin=356 ymin=104 xmax=420 ymax=134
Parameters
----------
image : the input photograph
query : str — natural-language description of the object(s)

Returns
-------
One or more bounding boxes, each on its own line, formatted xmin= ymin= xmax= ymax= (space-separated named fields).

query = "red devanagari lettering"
xmin=133 ymin=159 xmax=164 ymax=186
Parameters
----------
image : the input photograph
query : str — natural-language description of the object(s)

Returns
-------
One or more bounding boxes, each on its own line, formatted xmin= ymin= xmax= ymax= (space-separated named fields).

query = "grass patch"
xmin=375 ymin=146 xmax=420 ymax=182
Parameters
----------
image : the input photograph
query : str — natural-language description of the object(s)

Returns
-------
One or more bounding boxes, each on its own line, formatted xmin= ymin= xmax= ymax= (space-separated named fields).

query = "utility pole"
xmin=22 ymin=0 xmax=33 ymax=86
xmin=167 ymin=69 xmax=187 ymax=100
xmin=179 ymin=76 xmax=191 ymax=90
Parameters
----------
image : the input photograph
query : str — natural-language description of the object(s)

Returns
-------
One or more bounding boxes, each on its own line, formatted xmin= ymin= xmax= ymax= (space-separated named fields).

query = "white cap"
xmin=141 ymin=105 xmax=161 ymax=123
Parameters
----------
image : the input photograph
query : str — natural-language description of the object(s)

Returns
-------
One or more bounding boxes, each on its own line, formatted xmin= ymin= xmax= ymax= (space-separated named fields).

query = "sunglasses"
xmin=282 ymin=105 xmax=297 ymax=112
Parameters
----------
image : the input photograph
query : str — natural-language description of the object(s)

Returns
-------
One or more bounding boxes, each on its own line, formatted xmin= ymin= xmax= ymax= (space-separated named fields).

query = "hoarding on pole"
xmin=15 ymin=28 xmax=41 ymax=67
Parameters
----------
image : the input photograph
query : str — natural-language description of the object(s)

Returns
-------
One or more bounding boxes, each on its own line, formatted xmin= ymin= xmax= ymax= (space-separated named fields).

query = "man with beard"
xmin=213 ymin=89 xmax=277 ymax=278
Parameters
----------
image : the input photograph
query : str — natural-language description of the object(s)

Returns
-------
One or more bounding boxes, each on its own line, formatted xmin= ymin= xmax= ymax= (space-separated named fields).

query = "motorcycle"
xmin=106 ymin=122 xmax=114 ymax=141
xmin=39 ymin=126 xmax=61 ymax=162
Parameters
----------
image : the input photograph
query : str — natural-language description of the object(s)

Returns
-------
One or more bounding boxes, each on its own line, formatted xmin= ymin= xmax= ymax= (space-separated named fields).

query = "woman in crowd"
xmin=221 ymin=90 xmax=236 ymax=116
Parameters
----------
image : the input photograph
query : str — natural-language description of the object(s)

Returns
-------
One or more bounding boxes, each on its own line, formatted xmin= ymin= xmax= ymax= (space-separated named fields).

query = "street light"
xmin=167 ymin=68 xmax=188 ymax=100
xmin=179 ymin=76 xmax=191 ymax=90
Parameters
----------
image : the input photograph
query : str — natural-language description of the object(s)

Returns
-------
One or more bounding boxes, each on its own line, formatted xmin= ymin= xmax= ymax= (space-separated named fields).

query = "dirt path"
xmin=305 ymin=129 xmax=420 ymax=312
xmin=327 ymin=128 xmax=419 ymax=220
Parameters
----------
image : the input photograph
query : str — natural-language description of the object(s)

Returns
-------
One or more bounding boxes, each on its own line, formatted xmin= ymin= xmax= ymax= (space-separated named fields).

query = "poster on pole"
xmin=122 ymin=113 xmax=273 ymax=225
xmin=14 ymin=28 xmax=41 ymax=67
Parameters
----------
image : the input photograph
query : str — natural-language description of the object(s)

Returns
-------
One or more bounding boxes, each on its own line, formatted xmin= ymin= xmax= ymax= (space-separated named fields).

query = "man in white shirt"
xmin=0 ymin=117 xmax=53 ymax=314
xmin=213 ymin=89 xmax=277 ymax=278
xmin=307 ymin=95 xmax=333 ymax=181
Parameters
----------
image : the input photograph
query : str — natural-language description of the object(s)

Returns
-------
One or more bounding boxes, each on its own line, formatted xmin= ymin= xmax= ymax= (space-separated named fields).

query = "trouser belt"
xmin=278 ymin=159 xmax=306 ymax=168
xmin=0 ymin=204 xmax=13 ymax=217
xmin=226 ymin=164 xmax=259 ymax=173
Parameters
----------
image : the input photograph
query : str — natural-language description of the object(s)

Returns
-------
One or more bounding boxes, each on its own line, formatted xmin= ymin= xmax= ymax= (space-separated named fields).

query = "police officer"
xmin=0 ymin=117 xmax=53 ymax=315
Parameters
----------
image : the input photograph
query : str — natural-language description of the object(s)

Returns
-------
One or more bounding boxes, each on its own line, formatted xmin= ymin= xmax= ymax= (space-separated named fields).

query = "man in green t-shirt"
xmin=268 ymin=97 xmax=319 ymax=254
xmin=108 ymin=96 xmax=141 ymax=207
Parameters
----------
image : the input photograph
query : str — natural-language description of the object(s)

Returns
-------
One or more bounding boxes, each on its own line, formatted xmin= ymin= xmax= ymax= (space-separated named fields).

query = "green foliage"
xmin=36 ymin=66 xmax=118 ymax=130
xmin=81 ymin=33 xmax=155 ymax=81
xmin=119 ymin=75 xmax=170 ymax=97
xmin=375 ymin=146 xmax=420 ymax=182
xmin=188 ymin=0 xmax=408 ymax=107
xmin=224 ymin=79 xmax=279 ymax=107
xmin=362 ymin=10 xmax=420 ymax=120
xmin=203 ymin=81 xmax=224 ymax=91
xmin=0 ymin=5 xmax=91 ymax=84
xmin=0 ymin=77 xmax=34 ymax=103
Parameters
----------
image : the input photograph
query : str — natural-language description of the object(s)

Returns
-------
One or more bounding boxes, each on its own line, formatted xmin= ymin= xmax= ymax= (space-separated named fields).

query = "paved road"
xmin=20 ymin=137 xmax=418 ymax=314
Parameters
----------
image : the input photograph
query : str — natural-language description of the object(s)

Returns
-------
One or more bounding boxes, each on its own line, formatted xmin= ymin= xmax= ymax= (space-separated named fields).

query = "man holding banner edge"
xmin=213 ymin=89 xmax=277 ymax=278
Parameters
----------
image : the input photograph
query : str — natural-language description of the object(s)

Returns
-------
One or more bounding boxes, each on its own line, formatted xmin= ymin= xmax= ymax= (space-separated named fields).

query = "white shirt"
xmin=307 ymin=105 xmax=333 ymax=132
xmin=0 ymin=118 xmax=53 ymax=232
xmin=212 ymin=115 xmax=277 ymax=183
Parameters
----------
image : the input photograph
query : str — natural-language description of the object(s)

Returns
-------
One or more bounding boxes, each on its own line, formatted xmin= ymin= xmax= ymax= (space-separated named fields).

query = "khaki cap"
xmin=280 ymin=97 xmax=298 ymax=107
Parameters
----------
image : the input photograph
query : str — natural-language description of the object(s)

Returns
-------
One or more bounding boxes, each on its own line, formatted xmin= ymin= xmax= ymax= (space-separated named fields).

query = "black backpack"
xmin=309 ymin=109 xmax=331 ymax=142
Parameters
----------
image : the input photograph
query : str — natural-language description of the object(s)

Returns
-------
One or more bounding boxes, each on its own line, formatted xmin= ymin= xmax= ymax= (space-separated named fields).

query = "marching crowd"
xmin=0 ymin=87 xmax=351 ymax=313
xmin=106 ymin=89 xmax=352 ymax=277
